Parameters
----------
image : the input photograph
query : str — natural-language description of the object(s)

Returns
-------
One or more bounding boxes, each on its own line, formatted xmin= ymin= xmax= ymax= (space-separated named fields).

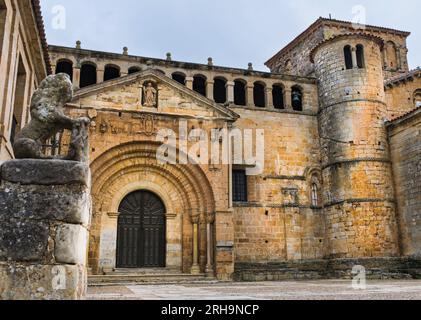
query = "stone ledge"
xmin=0 ymin=159 xmax=90 ymax=186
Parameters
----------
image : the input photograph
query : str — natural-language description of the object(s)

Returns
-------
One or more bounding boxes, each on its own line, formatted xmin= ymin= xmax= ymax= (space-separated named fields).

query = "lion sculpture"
xmin=13 ymin=73 xmax=90 ymax=162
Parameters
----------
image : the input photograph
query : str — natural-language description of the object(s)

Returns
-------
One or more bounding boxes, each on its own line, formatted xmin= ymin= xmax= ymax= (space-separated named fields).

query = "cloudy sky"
xmin=40 ymin=0 xmax=421 ymax=71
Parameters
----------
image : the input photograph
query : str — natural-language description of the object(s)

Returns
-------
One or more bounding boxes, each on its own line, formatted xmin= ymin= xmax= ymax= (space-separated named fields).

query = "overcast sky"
xmin=40 ymin=0 xmax=421 ymax=71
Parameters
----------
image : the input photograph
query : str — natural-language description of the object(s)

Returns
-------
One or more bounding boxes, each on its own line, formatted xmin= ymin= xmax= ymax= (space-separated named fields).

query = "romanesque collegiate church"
xmin=1 ymin=0 xmax=420 ymax=282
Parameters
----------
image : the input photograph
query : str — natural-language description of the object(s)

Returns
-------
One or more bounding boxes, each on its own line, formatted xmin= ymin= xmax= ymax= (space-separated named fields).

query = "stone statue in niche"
xmin=13 ymin=73 xmax=90 ymax=162
xmin=143 ymin=82 xmax=157 ymax=107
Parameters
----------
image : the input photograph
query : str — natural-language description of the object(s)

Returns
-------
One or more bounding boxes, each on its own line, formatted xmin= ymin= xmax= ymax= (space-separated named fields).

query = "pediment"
xmin=70 ymin=69 xmax=239 ymax=121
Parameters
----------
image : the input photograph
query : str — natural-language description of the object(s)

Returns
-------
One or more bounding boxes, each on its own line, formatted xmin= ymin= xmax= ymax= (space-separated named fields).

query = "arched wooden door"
xmin=116 ymin=191 xmax=166 ymax=268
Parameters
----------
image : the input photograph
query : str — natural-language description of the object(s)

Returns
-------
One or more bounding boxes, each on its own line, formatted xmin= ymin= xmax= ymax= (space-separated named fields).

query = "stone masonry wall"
xmin=0 ymin=160 xmax=91 ymax=300
xmin=388 ymin=110 xmax=421 ymax=257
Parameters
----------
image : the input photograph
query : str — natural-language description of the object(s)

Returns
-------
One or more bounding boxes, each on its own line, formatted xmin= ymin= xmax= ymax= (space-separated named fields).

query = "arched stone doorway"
xmin=89 ymin=141 xmax=216 ymax=276
xmin=116 ymin=190 xmax=166 ymax=268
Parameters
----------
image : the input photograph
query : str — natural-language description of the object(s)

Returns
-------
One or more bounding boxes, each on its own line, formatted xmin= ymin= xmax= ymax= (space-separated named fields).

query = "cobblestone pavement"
xmin=88 ymin=280 xmax=421 ymax=300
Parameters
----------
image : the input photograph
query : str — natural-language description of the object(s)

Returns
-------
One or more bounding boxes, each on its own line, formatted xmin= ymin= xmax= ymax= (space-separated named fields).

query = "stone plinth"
xmin=0 ymin=160 xmax=91 ymax=300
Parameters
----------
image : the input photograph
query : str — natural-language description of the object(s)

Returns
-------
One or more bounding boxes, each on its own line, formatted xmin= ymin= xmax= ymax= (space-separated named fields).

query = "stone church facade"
xmin=1 ymin=4 xmax=421 ymax=281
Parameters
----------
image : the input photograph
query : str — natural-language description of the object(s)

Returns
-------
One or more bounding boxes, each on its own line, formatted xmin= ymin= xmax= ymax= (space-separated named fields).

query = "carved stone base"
xmin=0 ymin=160 xmax=91 ymax=300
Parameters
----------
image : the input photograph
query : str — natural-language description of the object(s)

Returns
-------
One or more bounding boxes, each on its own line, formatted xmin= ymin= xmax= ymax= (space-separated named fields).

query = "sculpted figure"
xmin=13 ymin=73 xmax=90 ymax=162
xmin=143 ymin=82 xmax=157 ymax=107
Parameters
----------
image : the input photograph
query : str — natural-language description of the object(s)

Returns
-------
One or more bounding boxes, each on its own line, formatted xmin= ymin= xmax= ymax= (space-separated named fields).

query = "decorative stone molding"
xmin=107 ymin=212 xmax=120 ymax=219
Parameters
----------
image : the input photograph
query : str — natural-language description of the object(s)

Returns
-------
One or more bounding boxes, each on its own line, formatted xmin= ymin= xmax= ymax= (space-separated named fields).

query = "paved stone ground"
xmin=88 ymin=280 xmax=421 ymax=300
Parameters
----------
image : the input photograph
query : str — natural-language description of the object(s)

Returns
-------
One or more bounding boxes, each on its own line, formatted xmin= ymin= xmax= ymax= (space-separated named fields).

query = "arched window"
xmin=344 ymin=45 xmax=353 ymax=69
xmin=214 ymin=77 xmax=227 ymax=104
xmin=356 ymin=45 xmax=365 ymax=69
xmin=80 ymin=62 xmax=97 ymax=88
xmin=128 ymin=66 xmax=141 ymax=74
xmin=172 ymin=72 xmax=186 ymax=85
xmin=104 ymin=64 xmax=120 ymax=81
xmin=193 ymin=75 xmax=206 ymax=96
xmin=386 ymin=41 xmax=398 ymax=69
xmin=414 ymin=90 xmax=421 ymax=107
xmin=253 ymin=82 xmax=266 ymax=108
xmin=291 ymin=86 xmax=303 ymax=111
xmin=55 ymin=59 xmax=73 ymax=81
xmin=234 ymin=79 xmax=246 ymax=106
xmin=311 ymin=183 xmax=319 ymax=207
xmin=272 ymin=84 xmax=284 ymax=109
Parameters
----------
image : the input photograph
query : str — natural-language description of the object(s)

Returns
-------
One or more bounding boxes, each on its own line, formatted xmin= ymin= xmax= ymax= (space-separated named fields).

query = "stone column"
xmin=246 ymin=83 xmax=254 ymax=107
xmin=96 ymin=69 xmax=104 ymax=84
xmin=191 ymin=215 xmax=201 ymax=275
xmin=266 ymin=87 xmax=274 ymax=109
xmin=205 ymin=214 xmax=215 ymax=277
xmin=206 ymin=80 xmax=214 ymax=101
xmin=72 ymin=67 xmax=81 ymax=89
xmin=351 ymin=47 xmax=358 ymax=69
xmin=285 ymin=87 xmax=292 ymax=110
xmin=226 ymin=81 xmax=235 ymax=104
xmin=0 ymin=160 xmax=91 ymax=300
xmin=185 ymin=77 xmax=194 ymax=90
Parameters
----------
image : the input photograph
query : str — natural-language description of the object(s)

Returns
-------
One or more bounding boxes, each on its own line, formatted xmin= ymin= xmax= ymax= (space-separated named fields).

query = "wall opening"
xmin=234 ymin=80 xmax=246 ymax=106
xmin=128 ymin=66 xmax=141 ymax=74
xmin=344 ymin=45 xmax=353 ymax=69
xmin=272 ymin=84 xmax=284 ymax=109
xmin=11 ymin=56 xmax=27 ymax=145
xmin=80 ymin=63 xmax=97 ymax=88
xmin=104 ymin=64 xmax=121 ymax=81
xmin=253 ymin=82 xmax=266 ymax=108
xmin=291 ymin=86 xmax=303 ymax=111
xmin=386 ymin=41 xmax=398 ymax=69
xmin=233 ymin=169 xmax=248 ymax=202
xmin=214 ymin=77 xmax=227 ymax=104
xmin=414 ymin=89 xmax=421 ymax=107
xmin=193 ymin=75 xmax=206 ymax=96
xmin=0 ymin=0 xmax=8 ymax=60
xmin=356 ymin=44 xmax=365 ymax=69
xmin=55 ymin=59 xmax=73 ymax=81
xmin=172 ymin=72 xmax=186 ymax=85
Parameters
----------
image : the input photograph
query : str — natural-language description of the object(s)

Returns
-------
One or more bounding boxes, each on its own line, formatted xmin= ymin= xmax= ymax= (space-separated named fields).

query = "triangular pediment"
xmin=69 ymin=69 xmax=239 ymax=121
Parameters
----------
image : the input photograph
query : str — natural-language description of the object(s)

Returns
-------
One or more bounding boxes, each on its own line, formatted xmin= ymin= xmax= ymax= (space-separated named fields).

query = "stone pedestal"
xmin=0 ymin=160 xmax=91 ymax=300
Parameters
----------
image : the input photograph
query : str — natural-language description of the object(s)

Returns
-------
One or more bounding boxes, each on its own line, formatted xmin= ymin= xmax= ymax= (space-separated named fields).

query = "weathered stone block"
xmin=0 ymin=219 xmax=50 ymax=262
xmin=55 ymin=224 xmax=88 ymax=265
xmin=0 ymin=183 xmax=90 ymax=225
xmin=0 ymin=159 xmax=90 ymax=186
xmin=0 ymin=263 xmax=87 ymax=300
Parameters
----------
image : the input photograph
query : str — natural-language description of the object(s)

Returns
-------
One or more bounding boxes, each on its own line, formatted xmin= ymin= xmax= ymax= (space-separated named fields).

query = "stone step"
xmin=88 ymin=273 xmax=216 ymax=286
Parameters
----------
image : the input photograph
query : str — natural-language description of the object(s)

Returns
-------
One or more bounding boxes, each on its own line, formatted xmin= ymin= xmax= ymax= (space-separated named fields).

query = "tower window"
xmin=80 ymin=63 xmax=97 ymax=88
xmin=233 ymin=170 xmax=248 ymax=202
xmin=55 ymin=59 xmax=73 ymax=81
xmin=234 ymin=80 xmax=246 ymax=106
xmin=253 ymin=82 xmax=266 ymax=108
xmin=344 ymin=45 xmax=353 ymax=69
xmin=311 ymin=183 xmax=319 ymax=207
xmin=273 ymin=84 xmax=284 ymax=109
xmin=193 ymin=75 xmax=207 ymax=96
xmin=386 ymin=41 xmax=398 ymax=69
xmin=356 ymin=45 xmax=365 ymax=69
xmin=414 ymin=90 xmax=421 ymax=107
xmin=291 ymin=86 xmax=303 ymax=111
xmin=214 ymin=77 xmax=227 ymax=104
xmin=104 ymin=65 xmax=121 ymax=81
xmin=172 ymin=72 xmax=186 ymax=85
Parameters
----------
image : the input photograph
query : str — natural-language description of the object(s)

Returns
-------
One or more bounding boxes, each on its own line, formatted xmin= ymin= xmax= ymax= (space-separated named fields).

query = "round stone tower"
xmin=311 ymin=34 xmax=399 ymax=259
